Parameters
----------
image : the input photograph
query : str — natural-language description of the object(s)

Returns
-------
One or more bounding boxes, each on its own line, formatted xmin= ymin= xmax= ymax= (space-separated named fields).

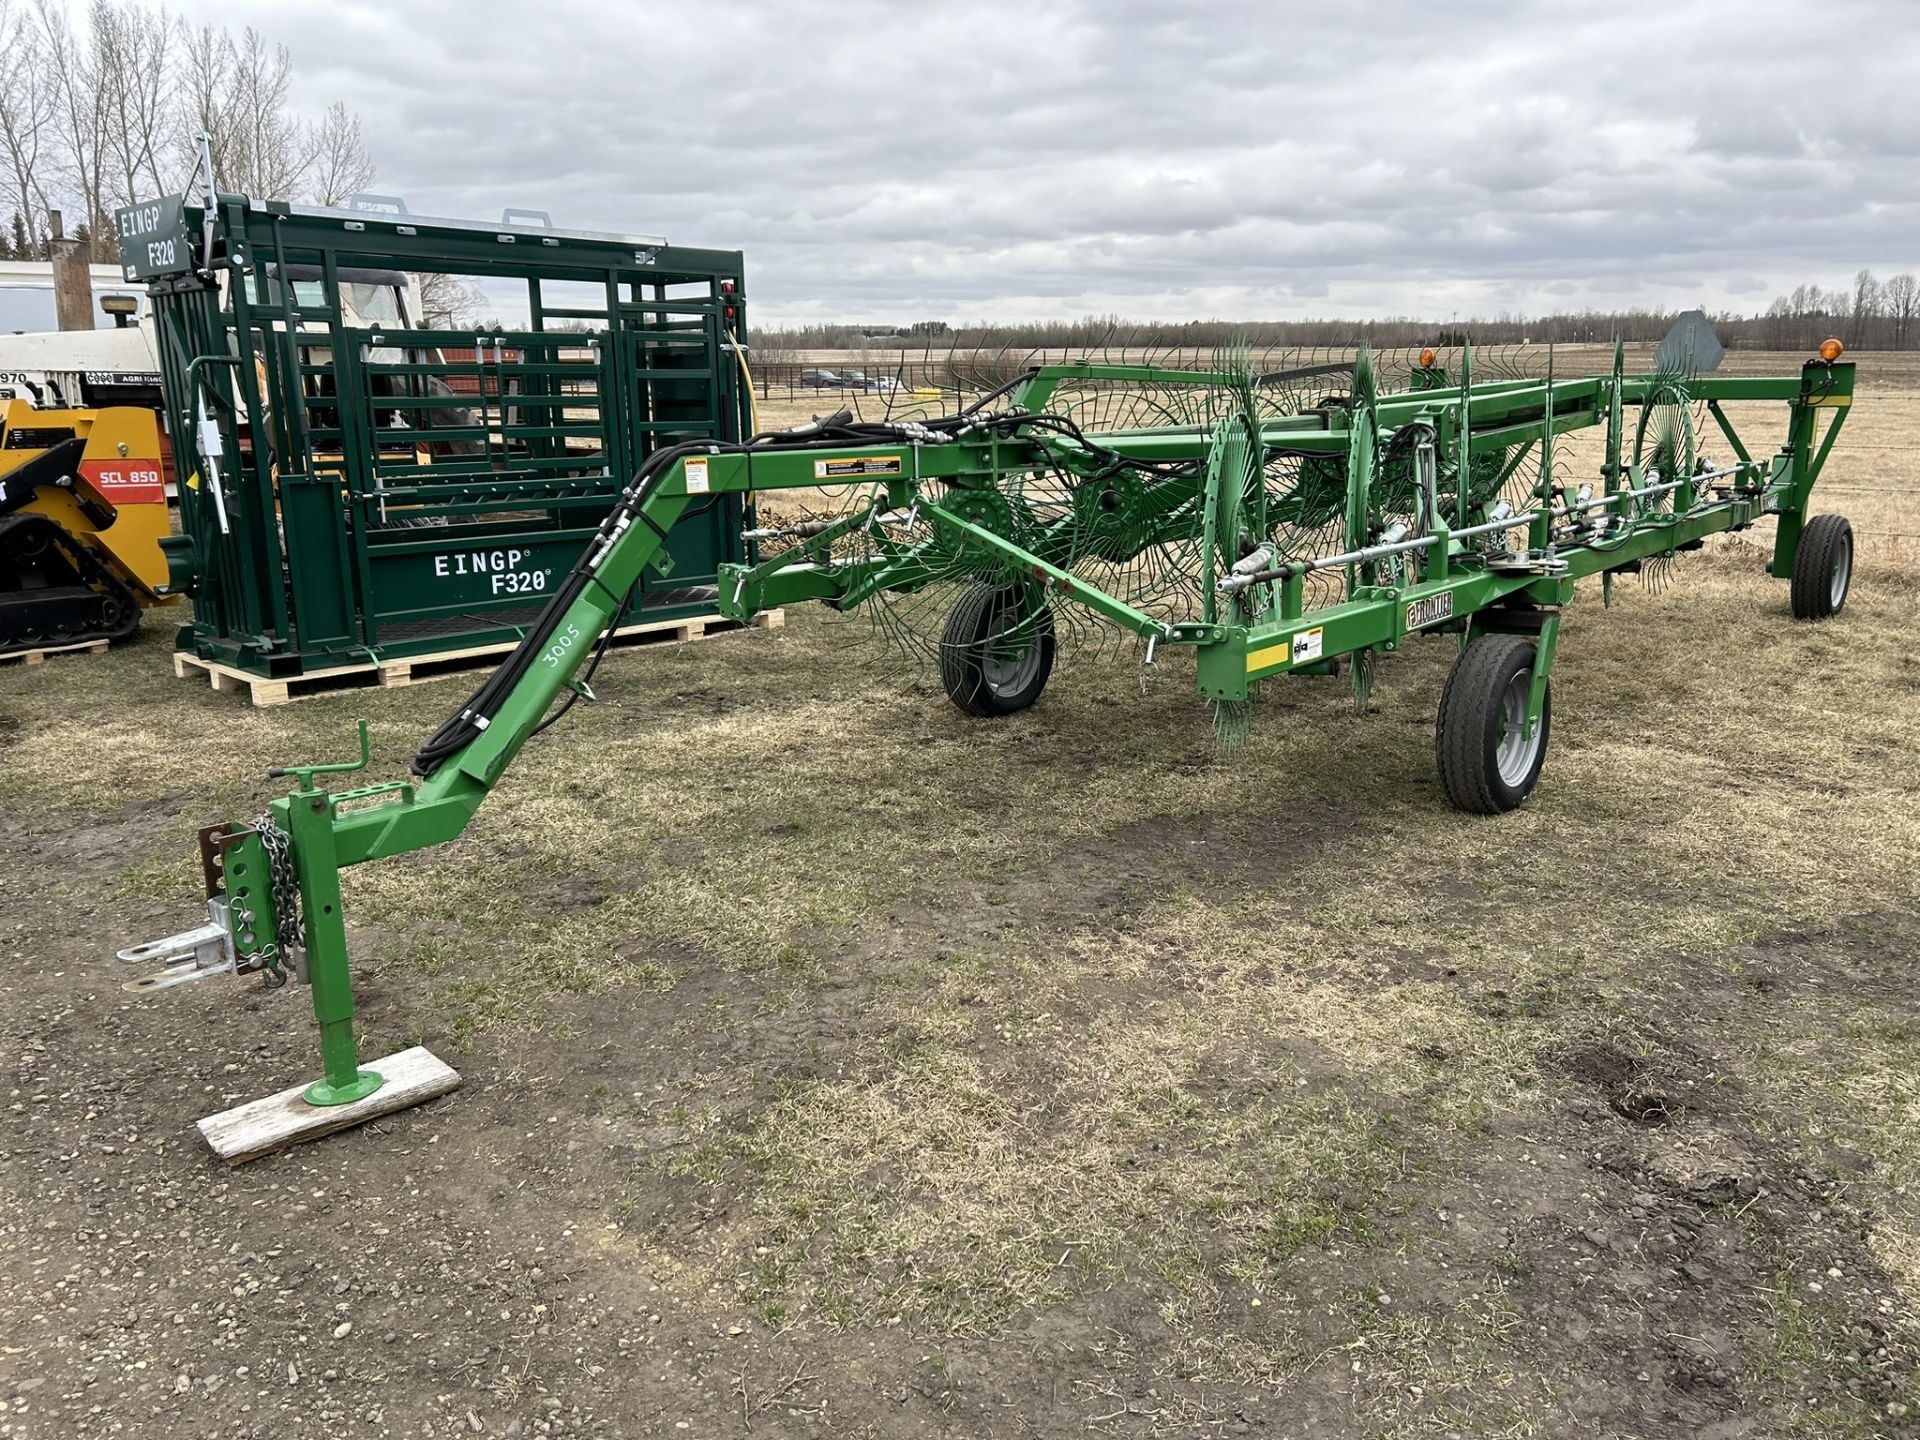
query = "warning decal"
xmin=684 ymin=457 xmax=710 ymax=494
xmin=814 ymin=455 xmax=902 ymax=479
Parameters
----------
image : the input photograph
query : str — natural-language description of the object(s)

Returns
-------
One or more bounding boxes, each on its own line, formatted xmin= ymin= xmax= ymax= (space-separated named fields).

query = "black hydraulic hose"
xmin=530 ymin=578 xmax=636 ymax=739
xmin=954 ymin=366 xmax=1041 ymax=417
xmin=410 ymin=417 xmax=981 ymax=776
xmin=411 ymin=439 xmax=712 ymax=775
xmin=408 ymin=383 xmax=1182 ymax=776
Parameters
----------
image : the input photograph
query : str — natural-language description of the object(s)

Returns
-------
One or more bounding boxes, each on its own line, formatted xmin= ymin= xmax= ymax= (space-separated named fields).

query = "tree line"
xmin=0 ymin=0 xmax=375 ymax=262
xmin=757 ymin=269 xmax=1920 ymax=355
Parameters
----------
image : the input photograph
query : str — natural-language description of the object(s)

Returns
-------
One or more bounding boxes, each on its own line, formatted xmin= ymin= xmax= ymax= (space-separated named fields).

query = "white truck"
xmin=0 ymin=261 xmax=162 ymax=410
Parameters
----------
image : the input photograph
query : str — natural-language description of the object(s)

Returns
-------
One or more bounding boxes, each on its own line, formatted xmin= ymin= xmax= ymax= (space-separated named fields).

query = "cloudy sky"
xmin=169 ymin=0 xmax=1918 ymax=326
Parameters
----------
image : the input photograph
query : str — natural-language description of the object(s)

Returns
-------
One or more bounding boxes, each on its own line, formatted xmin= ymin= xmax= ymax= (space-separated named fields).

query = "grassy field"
xmin=1 ymin=352 xmax=1917 ymax=1439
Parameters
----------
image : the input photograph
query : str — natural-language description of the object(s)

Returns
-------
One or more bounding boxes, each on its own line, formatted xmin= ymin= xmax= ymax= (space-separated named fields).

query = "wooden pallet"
xmin=173 ymin=609 xmax=785 ymax=707
xmin=1 ymin=638 xmax=111 ymax=668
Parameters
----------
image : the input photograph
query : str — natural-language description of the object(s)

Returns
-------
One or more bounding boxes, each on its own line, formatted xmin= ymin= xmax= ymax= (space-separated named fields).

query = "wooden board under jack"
xmin=196 ymin=1045 xmax=461 ymax=1165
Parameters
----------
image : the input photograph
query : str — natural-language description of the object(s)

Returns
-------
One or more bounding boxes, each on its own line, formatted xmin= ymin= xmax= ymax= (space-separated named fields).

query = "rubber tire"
xmin=1789 ymin=514 xmax=1853 ymax=620
xmin=939 ymin=583 xmax=1055 ymax=717
xmin=1435 ymin=632 xmax=1551 ymax=815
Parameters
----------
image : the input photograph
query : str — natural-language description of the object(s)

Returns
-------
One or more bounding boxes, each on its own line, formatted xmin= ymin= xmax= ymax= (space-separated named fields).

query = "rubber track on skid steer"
xmin=0 ymin=511 xmax=142 ymax=656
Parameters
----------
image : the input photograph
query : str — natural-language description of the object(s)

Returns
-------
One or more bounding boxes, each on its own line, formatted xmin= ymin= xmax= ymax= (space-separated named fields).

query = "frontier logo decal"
xmin=1405 ymin=593 xmax=1454 ymax=630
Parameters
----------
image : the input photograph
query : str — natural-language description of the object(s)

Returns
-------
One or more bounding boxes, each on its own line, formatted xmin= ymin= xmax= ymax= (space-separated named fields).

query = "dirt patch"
xmin=1564 ymin=1040 xmax=1692 ymax=1128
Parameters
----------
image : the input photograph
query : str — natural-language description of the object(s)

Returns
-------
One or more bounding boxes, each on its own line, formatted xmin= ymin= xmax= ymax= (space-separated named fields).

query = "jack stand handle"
xmin=270 ymin=719 xmax=371 ymax=790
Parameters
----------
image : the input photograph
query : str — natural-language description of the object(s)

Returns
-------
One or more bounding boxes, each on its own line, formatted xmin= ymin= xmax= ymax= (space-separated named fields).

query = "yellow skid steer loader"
xmin=0 ymin=398 xmax=176 ymax=655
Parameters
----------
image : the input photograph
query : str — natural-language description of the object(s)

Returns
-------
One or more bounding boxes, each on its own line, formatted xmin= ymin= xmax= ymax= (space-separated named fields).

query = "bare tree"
xmin=1762 ymin=295 xmax=1792 ymax=350
xmin=1851 ymin=268 xmax=1881 ymax=345
xmin=231 ymin=27 xmax=311 ymax=195
xmin=414 ymin=271 xmax=487 ymax=328
xmin=36 ymin=0 xmax=112 ymax=247
xmin=179 ymin=22 xmax=313 ymax=197
xmin=1885 ymin=273 xmax=1918 ymax=350
xmin=308 ymin=101 xmax=375 ymax=207
xmin=0 ymin=0 xmax=56 ymax=256
xmin=0 ymin=3 xmax=380 ymax=268
xmin=94 ymin=0 xmax=179 ymax=212
xmin=176 ymin=20 xmax=233 ymax=180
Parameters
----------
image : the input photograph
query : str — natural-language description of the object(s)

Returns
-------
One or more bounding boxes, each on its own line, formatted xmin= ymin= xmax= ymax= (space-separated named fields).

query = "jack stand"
xmin=119 ymin=720 xmax=464 ymax=1163
xmin=199 ymin=748 xmax=462 ymax=1162
xmin=284 ymin=782 xmax=387 ymax=1109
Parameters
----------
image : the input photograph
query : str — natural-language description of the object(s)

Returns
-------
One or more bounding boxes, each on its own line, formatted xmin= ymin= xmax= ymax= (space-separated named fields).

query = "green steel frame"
xmin=135 ymin=193 xmax=752 ymax=677
xmin=156 ymin=341 xmax=1853 ymax=1110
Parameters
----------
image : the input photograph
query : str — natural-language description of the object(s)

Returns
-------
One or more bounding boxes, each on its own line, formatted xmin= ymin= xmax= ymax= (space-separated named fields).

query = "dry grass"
xmin=3 ymin=353 xmax=1918 ymax=1436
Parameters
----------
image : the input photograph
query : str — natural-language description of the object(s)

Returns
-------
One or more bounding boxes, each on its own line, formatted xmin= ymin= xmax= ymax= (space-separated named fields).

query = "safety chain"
xmin=251 ymin=811 xmax=303 ymax=990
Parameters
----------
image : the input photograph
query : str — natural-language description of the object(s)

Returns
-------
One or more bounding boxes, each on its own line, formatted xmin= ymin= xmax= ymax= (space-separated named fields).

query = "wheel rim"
xmin=1495 ymin=670 xmax=1543 ymax=787
xmin=980 ymin=626 xmax=1042 ymax=696
xmin=1831 ymin=535 xmax=1851 ymax=609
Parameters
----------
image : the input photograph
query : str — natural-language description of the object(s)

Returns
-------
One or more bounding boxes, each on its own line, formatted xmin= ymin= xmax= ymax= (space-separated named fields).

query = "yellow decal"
xmin=1246 ymin=643 xmax=1290 ymax=673
xmin=1247 ymin=626 xmax=1323 ymax=673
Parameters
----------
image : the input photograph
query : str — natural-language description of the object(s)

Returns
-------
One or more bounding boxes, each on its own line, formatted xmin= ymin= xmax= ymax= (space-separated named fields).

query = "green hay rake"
xmin=117 ymin=194 xmax=1859 ymax=1149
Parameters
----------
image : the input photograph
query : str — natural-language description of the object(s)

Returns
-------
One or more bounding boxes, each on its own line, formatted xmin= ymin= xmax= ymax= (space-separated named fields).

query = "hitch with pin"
xmin=117 ymin=719 xmax=461 ymax=1164
xmin=115 ymin=896 xmax=236 ymax=992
